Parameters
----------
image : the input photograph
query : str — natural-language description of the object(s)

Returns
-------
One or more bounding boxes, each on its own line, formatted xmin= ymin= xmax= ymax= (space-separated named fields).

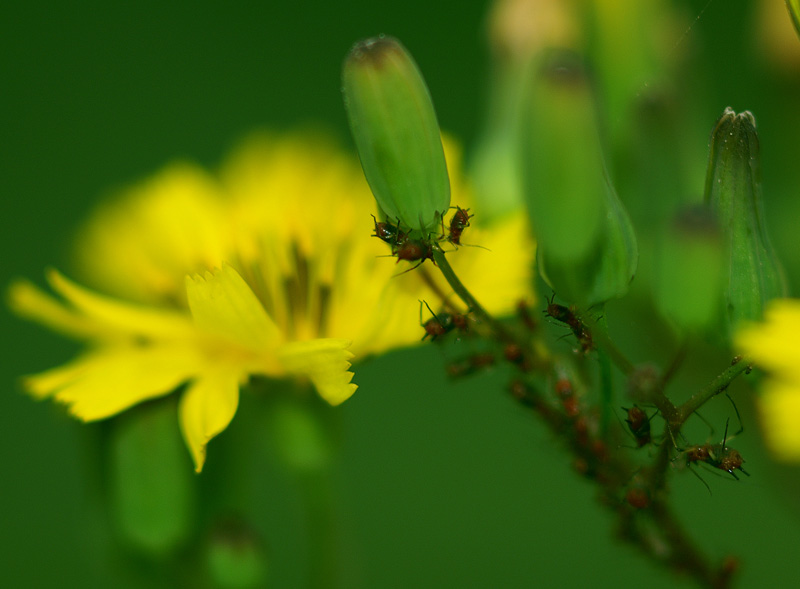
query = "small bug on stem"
xmin=447 ymin=206 xmax=473 ymax=246
xmin=543 ymin=293 xmax=594 ymax=353
xmin=371 ymin=215 xmax=406 ymax=253
xmin=622 ymin=405 xmax=657 ymax=448
xmin=419 ymin=300 xmax=469 ymax=341
xmin=683 ymin=419 xmax=749 ymax=482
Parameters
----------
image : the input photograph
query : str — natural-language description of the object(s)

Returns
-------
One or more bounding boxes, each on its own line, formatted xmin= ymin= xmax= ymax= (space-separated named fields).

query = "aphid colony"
xmin=370 ymin=205 xmax=473 ymax=270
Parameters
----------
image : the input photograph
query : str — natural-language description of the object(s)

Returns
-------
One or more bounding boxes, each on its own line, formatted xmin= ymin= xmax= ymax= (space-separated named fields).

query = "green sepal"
xmin=342 ymin=36 xmax=450 ymax=233
xmin=704 ymin=108 xmax=786 ymax=335
xmin=521 ymin=50 xmax=638 ymax=306
xmin=109 ymin=397 xmax=195 ymax=557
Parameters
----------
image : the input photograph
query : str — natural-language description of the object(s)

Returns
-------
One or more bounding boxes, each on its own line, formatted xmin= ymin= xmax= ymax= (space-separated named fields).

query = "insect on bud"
xmin=704 ymin=108 xmax=786 ymax=336
xmin=342 ymin=36 xmax=451 ymax=234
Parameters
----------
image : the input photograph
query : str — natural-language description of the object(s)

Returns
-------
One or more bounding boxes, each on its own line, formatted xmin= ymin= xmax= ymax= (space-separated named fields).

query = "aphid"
xmin=555 ymin=376 xmax=580 ymax=418
xmin=446 ymin=352 xmax=496 ymax=378
xmin=420 ymin=300 xmax=468 ymax=341
xmin=625 ymin=487 xmax=650 ymax=510
xmin=543 ymin=293 xmax=594 ymax=353
xmin=683 ymin=419 xmax=749 ymax=481
xmin=447 ymin=206 xmax=473 ymax=246
xmin=395 ymin=238 xmax=434 ymax=273
xmin=371 ymin=215 xmax=406 ymax=252
xmin=623 ymin=405 xmax=655 ymax=448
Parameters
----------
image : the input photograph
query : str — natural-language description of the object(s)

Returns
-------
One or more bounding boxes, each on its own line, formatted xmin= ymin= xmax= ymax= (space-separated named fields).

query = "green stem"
xmin=299 ymin=470 xmax=341 ymax=589
xmin=677 ymin=357 xmax=751 ymax=426
xmin=431 ymin=247 xmax=511 ymax=341
xmin=595 ymin=309 xmax=613 ymax=436
xmin=590 ymin=321 xmax=634 ymax=376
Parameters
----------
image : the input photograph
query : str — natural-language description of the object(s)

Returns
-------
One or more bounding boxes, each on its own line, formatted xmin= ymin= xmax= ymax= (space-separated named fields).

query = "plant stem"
xmin=590 ymin=321 xmax=635 ymax=376
xmin=677 ymin=358 xmax=751 ymax=426
xmin=597 ymin=318 xmax=614 ymax=436
xmin=431 ymin=246 xmax=512 ymax=341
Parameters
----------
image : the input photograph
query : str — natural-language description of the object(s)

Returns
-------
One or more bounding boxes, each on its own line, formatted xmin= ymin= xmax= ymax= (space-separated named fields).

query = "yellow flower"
xmin=9 ymin=131 xmax=534 ymax=472
xmin=736 ymin=298 xmax=800 ymax=460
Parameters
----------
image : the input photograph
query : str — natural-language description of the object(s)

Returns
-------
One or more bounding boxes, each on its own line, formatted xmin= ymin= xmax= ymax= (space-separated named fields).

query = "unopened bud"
xmin=110 ymin=399 xmax=195 ymax=557
xmin=704 ymin=108 xmax=786 ymax=335
xmin=342 ymin=36 xmax=450 ymax=233
xmin=654 ymin=205 xmax=724 ymax=334
xmin=206 ymin=518 xmax=268 ymax=589
xmin=521 ymin=50 xmax=637 ymax=306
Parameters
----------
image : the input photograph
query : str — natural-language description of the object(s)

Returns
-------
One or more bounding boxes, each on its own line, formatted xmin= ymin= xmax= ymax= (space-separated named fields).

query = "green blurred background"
xmin=3 ymin=0 xmax=800 ymax=587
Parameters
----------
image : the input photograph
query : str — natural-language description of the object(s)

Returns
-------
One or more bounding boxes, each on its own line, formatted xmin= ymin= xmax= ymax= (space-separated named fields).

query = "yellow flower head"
xmin=9 ymin=131 xmax=534 ymax=472
xmin=736 ymin=298 xmax=800 ymax=461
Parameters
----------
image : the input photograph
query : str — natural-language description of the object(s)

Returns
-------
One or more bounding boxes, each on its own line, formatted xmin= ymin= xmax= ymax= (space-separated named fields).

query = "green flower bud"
xmin=788 ymin=0 xmax=800 ymax=39
xmin=269 ymin=399 xmax=333 ymax=474
xmin=521 ymin=50 xmax=637 ymax=306
xmin=110 ymin=398 xmax=195 ymax=556
xmin=342 ymin=36 xmax=450 ymax=233
xmin=654 ymin=206 xmax=724 ymax=334
xmin=206 ymin=518 xmax=269 ymax=589
xmin=704 ymin=108 xmax=786 ymax=334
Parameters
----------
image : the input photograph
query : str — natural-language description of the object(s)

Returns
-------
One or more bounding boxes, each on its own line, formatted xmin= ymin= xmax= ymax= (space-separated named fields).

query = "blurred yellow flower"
xmin=9 ymin=131 xmax=533 ymax=472
xmin=736 ymin=298 xmax=800 ymax=460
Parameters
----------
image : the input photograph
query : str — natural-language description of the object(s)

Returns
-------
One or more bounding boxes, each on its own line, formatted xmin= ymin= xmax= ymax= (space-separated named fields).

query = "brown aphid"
xmin=625 ymin=488 xmax=650 ymax=510
xmin=396 ymin=238 xmax=433 ymax=264
xmin=717 ymin=448 xmax=747 ymax=478
xmin=623 ymin=405 xmax=653 ymax=448
xmin=592 ymin=439 xmax=609 ymax=462
xmin=544 ymin=293 xmax=594 ymax=353
xmin=448 ymin=206 xmax=473 ymax=245
xmin=555 ymin=377 xmax=573 ymax=399
xmin=420 ymin=300 xmax=468 ymax=342
xmin=684 ymin=444 xmax=712 ymax=464
xmin=371 ymin=214 xmax=406 ymax=251
xmin=503 ymin=343 xmax=524 ymax=364
xmin=683 ymin=420 xmax=749 ymax=481
xmin=562 ymin=396 xmax=580 ymax=418
xmin=470 ymin=352 xmax=495 ymax=369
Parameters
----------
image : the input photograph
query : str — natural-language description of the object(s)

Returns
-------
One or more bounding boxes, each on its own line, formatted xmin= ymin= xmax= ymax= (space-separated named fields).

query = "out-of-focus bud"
xmin=704 ymin=108 xmax=786 ymax=335
xmin=788 ymin=0 xmax=800 ymax=39
xmin=654 ymin=206 xmax=724 ymax=334
xmin=342 ymin=36 xmax=450 ymax=234
xmin=110 ymin=399 xmax=195 ymax=557
xmin=206 ymin=518 xmax=268 ymax=589
xmin=520 ymin=50 xmax=637 ymax=306
xmin=268 ymin=399 xmax=333 ymax=474
xmin=470 ymin=0 xmax=582 ymax=221
xmin=582 ymin=0 xmax=679 ymax=143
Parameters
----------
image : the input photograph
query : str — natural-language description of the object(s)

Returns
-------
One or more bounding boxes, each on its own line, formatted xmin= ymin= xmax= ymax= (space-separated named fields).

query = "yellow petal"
xmin=75 ymin=162 xmax=230 ymax=304
xmin=7 ymin=279 xmax=106 ymax=340
xmin=186 ymin=264 xmax=281 ymax=352
xmin=278 ymin=339 xmax=357 ymax=405
xmin=46 ymin=269 xmax=195 ymax=340
xmin=758 ymin=378 xmax=800 ymax=461
xmin=178 ymin=367 xmax=241 ymax=472
xmin=736 ymin=298 xmax=800 ymax=380
xmin=22 ymin=356 xmax=93 ymax=400
xmin=25 ymin=344 xmax=202 ymax=421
